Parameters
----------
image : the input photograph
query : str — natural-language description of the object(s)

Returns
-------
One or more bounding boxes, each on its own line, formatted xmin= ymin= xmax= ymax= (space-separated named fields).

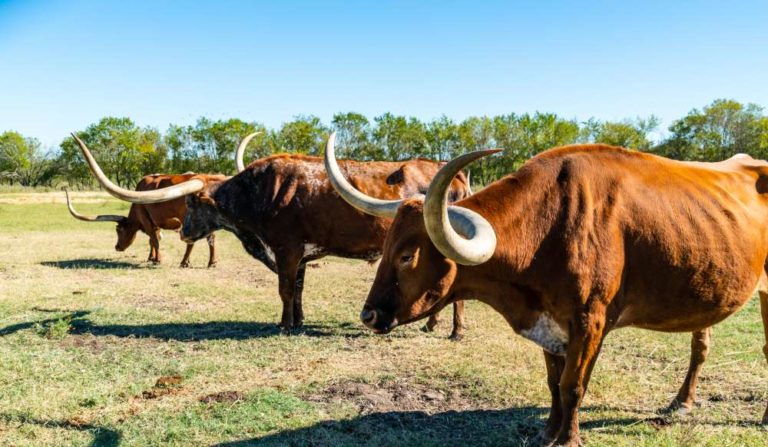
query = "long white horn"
xmin=64 ymin=188 xmax=125 ymax=222
xmin=324 ymin=132 xmax=403 ymax=218
xmin=465 ymin=171 xmax=473 ymax=195
xmin=235 ymin=131 xmax=262 ymax=173
xmin=423 ymin=150 xmax=500 ymax=266
xmin=72 ymin=134 xmax=204 ymax=204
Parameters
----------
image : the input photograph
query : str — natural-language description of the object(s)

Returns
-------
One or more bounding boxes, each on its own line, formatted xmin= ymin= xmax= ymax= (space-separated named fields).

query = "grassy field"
xmin=0 ymin=192 xmax=767 ymax=446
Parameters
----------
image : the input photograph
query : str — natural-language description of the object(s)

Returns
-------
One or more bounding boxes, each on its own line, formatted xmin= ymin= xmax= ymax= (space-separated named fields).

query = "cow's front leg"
xmin=292 ymin=263 xmax=306 ymax=328
xmin=537 ymin=350 xmax=565 ymax=445
xmin=179 ymin=243 xmax=194 ymax=268
xmin=554 ymin=312 xmax=606 ymax=446
xmin=423 ymin=313 xmax=441 ymax=332
xmin=277 ymin=255 xmax=301 ymax=332
xmin=206 ymin=233 xmax=218 ymax=268
xmin=666 ymin=328 xmax=711 ymax=415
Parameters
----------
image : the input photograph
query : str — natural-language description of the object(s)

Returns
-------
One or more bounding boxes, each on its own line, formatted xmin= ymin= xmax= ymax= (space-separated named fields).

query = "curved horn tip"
xmin=235 ymin=131 xmax=264 ymax=173
xmin=422 ymin=149 xmax=499 ymax=266
xmin=323 ymin=131 xmax=402 ymax=219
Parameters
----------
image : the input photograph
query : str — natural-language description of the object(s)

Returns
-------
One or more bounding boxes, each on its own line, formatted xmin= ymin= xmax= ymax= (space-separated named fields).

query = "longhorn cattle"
xmin=71 ymin=133 xmax=472 ymax=338
xmin=325 ymin=134 xmax=768 ymax=446
xmin=65 ymin=172 xmax=227 ymax=268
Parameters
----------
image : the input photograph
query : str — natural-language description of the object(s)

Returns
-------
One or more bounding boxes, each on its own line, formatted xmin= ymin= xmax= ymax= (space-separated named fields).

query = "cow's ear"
xmin=386 ymin=166 xmax=405 ymax=185
xmin=199 ymin=193 xmax=216 ymax=206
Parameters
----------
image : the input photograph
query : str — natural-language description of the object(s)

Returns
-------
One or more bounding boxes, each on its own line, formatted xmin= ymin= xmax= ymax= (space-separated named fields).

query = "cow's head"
xmin=114 ymin=218 xmax=139 ymax=251
xmin=181 ymin=183 xmax=228 ymax=242
xmin=64 ymin=187 xmax=138 ymax=251
xmin=324 ymin=133 xmax=499 ymax=333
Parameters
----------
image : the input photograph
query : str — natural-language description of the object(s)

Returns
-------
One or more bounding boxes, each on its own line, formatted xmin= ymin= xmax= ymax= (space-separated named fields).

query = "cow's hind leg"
xmin=422 ymin=301 xmax=467 ymax=340
xmin=179 ymin=243 xmax=194 ymax=268
xmin=149 ymin=233 xmax=161 ymax=264
xmin=449 ymin=300 xmax=467 ymax=341
xmin=206 ymin=233 xmax=218 ymax=268
xmin=292 ymin=263 xmax=306 ymax=329
xmin=665 ymin=328 xmax=711 ymax=415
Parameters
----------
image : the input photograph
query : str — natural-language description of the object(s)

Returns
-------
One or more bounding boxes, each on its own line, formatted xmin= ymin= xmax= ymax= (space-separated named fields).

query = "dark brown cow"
xmin=326 ymin=135 xmax=768 ymax=446
xmin=65 ymin=172 xmax=227 ymax=267
xmin=71 ymin=134 xmax=471 ymax=337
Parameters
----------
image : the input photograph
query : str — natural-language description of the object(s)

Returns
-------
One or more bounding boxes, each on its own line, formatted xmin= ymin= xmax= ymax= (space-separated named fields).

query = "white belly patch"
xmin=303 ymin=243 xmax=324 ymax=258
xmin=520 ymin=313 xmax=568 ymax=356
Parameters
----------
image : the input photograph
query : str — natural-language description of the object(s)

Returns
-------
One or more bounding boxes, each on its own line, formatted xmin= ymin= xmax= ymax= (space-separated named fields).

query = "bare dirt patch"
xmin=59 ymin=334 xmax=105 ymax=354
xmin=140 ymin=375 xmax=183 ymax=399
xmin=307 ymin=379 xmax=473 ymax=415
xmin=199 ymin=391 xmax=244 ymax=404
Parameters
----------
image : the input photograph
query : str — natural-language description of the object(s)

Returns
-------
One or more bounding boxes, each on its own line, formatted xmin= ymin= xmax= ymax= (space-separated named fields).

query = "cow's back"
xmin=241 ymin=154 xmax=469 ymax=259
xmin=479 ymin=145 xmax=768 ymax=332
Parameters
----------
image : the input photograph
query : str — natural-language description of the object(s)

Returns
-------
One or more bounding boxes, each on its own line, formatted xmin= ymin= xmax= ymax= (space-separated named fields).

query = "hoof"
xmin=292 ymin=320 xmax=304 ymax=329
xmin=448 ymin=332 xmax=464 ymax=342
xmin=179 ymin=262 xmax=190 ymax=268
xmin=553 ymin=438 xmax=583 ymax=447
xmin=420 ymin=324 xmax=433 ymax=333
xmin=662 ymin=400 xmax=693 ymax=416
xmin=531 ymin=429 xmax=556 ymax=446
xmin=207 ymin=262 xmax=217 ymax=268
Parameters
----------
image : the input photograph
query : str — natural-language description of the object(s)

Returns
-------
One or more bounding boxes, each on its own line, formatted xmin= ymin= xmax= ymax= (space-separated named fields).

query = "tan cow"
xmin=325 ymin=133 xmax=768 ymax=446
xmin=65 ymin=172 xmax=227 ymax=267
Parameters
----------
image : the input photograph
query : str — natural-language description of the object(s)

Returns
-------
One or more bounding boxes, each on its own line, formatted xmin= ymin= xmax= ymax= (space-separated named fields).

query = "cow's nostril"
xmin=360 ymin=308 xmax=377 ymax=327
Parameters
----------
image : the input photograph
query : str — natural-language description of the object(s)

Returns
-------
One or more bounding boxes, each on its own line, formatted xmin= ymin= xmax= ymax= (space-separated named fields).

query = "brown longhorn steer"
xmin=71 ymin=134 xmax=471 ymax=338
xmin=325 ymin=133 xmax=768 ymax=446
xmin=65 ymin=173 xmax=227 ymax=268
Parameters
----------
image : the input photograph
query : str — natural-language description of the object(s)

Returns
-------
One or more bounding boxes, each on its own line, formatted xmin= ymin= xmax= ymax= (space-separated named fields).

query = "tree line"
xmin=2 ymin=99 xmax=767 ymax=189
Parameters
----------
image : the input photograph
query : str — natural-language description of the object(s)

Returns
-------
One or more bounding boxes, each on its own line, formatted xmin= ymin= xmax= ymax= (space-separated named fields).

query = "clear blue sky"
xmin=1 ymin=0 xmax=767 ymax=147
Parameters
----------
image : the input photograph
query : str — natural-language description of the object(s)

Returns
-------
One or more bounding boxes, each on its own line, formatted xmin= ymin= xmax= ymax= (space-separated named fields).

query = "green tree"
xmin=331 ymin=112 xmax=372 ymax=159
xmin=274 ymin=115 xmax=328 ymax=155
xmin=186 ymin=118 xmax=265 ymax=173
xmin=0 ymin=131 xmax=58 ymax=186
xmin=657 ymin=99 xmax=768 ymax=161
xmin=371 ymin=113 xmax=428 ymax=161
xmin=581 ymin=116 xmax=659 ymax=150
xmin=60 ymin=117 xmax=166 ymax=188
xmin=425 ymin=116 xmax=460 ymax=161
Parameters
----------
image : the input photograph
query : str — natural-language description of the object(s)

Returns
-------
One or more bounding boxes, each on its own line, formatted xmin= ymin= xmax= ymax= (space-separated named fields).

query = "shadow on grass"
xmin=0 ymin=413 xmax=120 ymax=447
xmin=69 ymin=319 xmax=346 ymax=340
xmin=40 ymin=258 xmax=142 ymax=269
xmin=0 ymin=310 xmax=91 ymax=336
xmin=0 ymin=310 xmax=357 ymax=340
xmin=213 ymin=407 xmax=639 ymax=447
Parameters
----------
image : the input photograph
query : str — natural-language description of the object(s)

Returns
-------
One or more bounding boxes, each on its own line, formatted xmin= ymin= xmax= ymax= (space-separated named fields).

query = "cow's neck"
xmin=449 ymin=173 xmax=568 ymax=354
xmin=213 ymin=174 xmax=278 ymax=273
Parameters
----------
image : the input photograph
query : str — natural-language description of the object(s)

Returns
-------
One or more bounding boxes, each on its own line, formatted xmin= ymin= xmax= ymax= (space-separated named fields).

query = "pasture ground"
xmin=0 ymin=191 xmax=767 ymax=446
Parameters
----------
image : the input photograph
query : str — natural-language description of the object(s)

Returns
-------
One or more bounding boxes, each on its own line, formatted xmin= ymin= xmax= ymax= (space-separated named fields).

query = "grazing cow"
xmin=65 ymin=172 xmax=227 ymax=268
xmin=71 ymin=134 xmax=471 ymax=337
xmin=325 ymin=133 xmax=768 ymax=446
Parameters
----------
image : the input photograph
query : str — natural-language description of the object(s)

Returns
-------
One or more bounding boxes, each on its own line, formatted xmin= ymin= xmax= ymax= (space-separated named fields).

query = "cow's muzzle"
xmin=360 ymin=306 xmax=397 ymax=334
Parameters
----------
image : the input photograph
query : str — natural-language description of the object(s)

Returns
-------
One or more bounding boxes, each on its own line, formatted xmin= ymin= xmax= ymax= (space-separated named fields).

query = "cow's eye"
xmin=400 ymin=254 xmax=414 ymax=264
